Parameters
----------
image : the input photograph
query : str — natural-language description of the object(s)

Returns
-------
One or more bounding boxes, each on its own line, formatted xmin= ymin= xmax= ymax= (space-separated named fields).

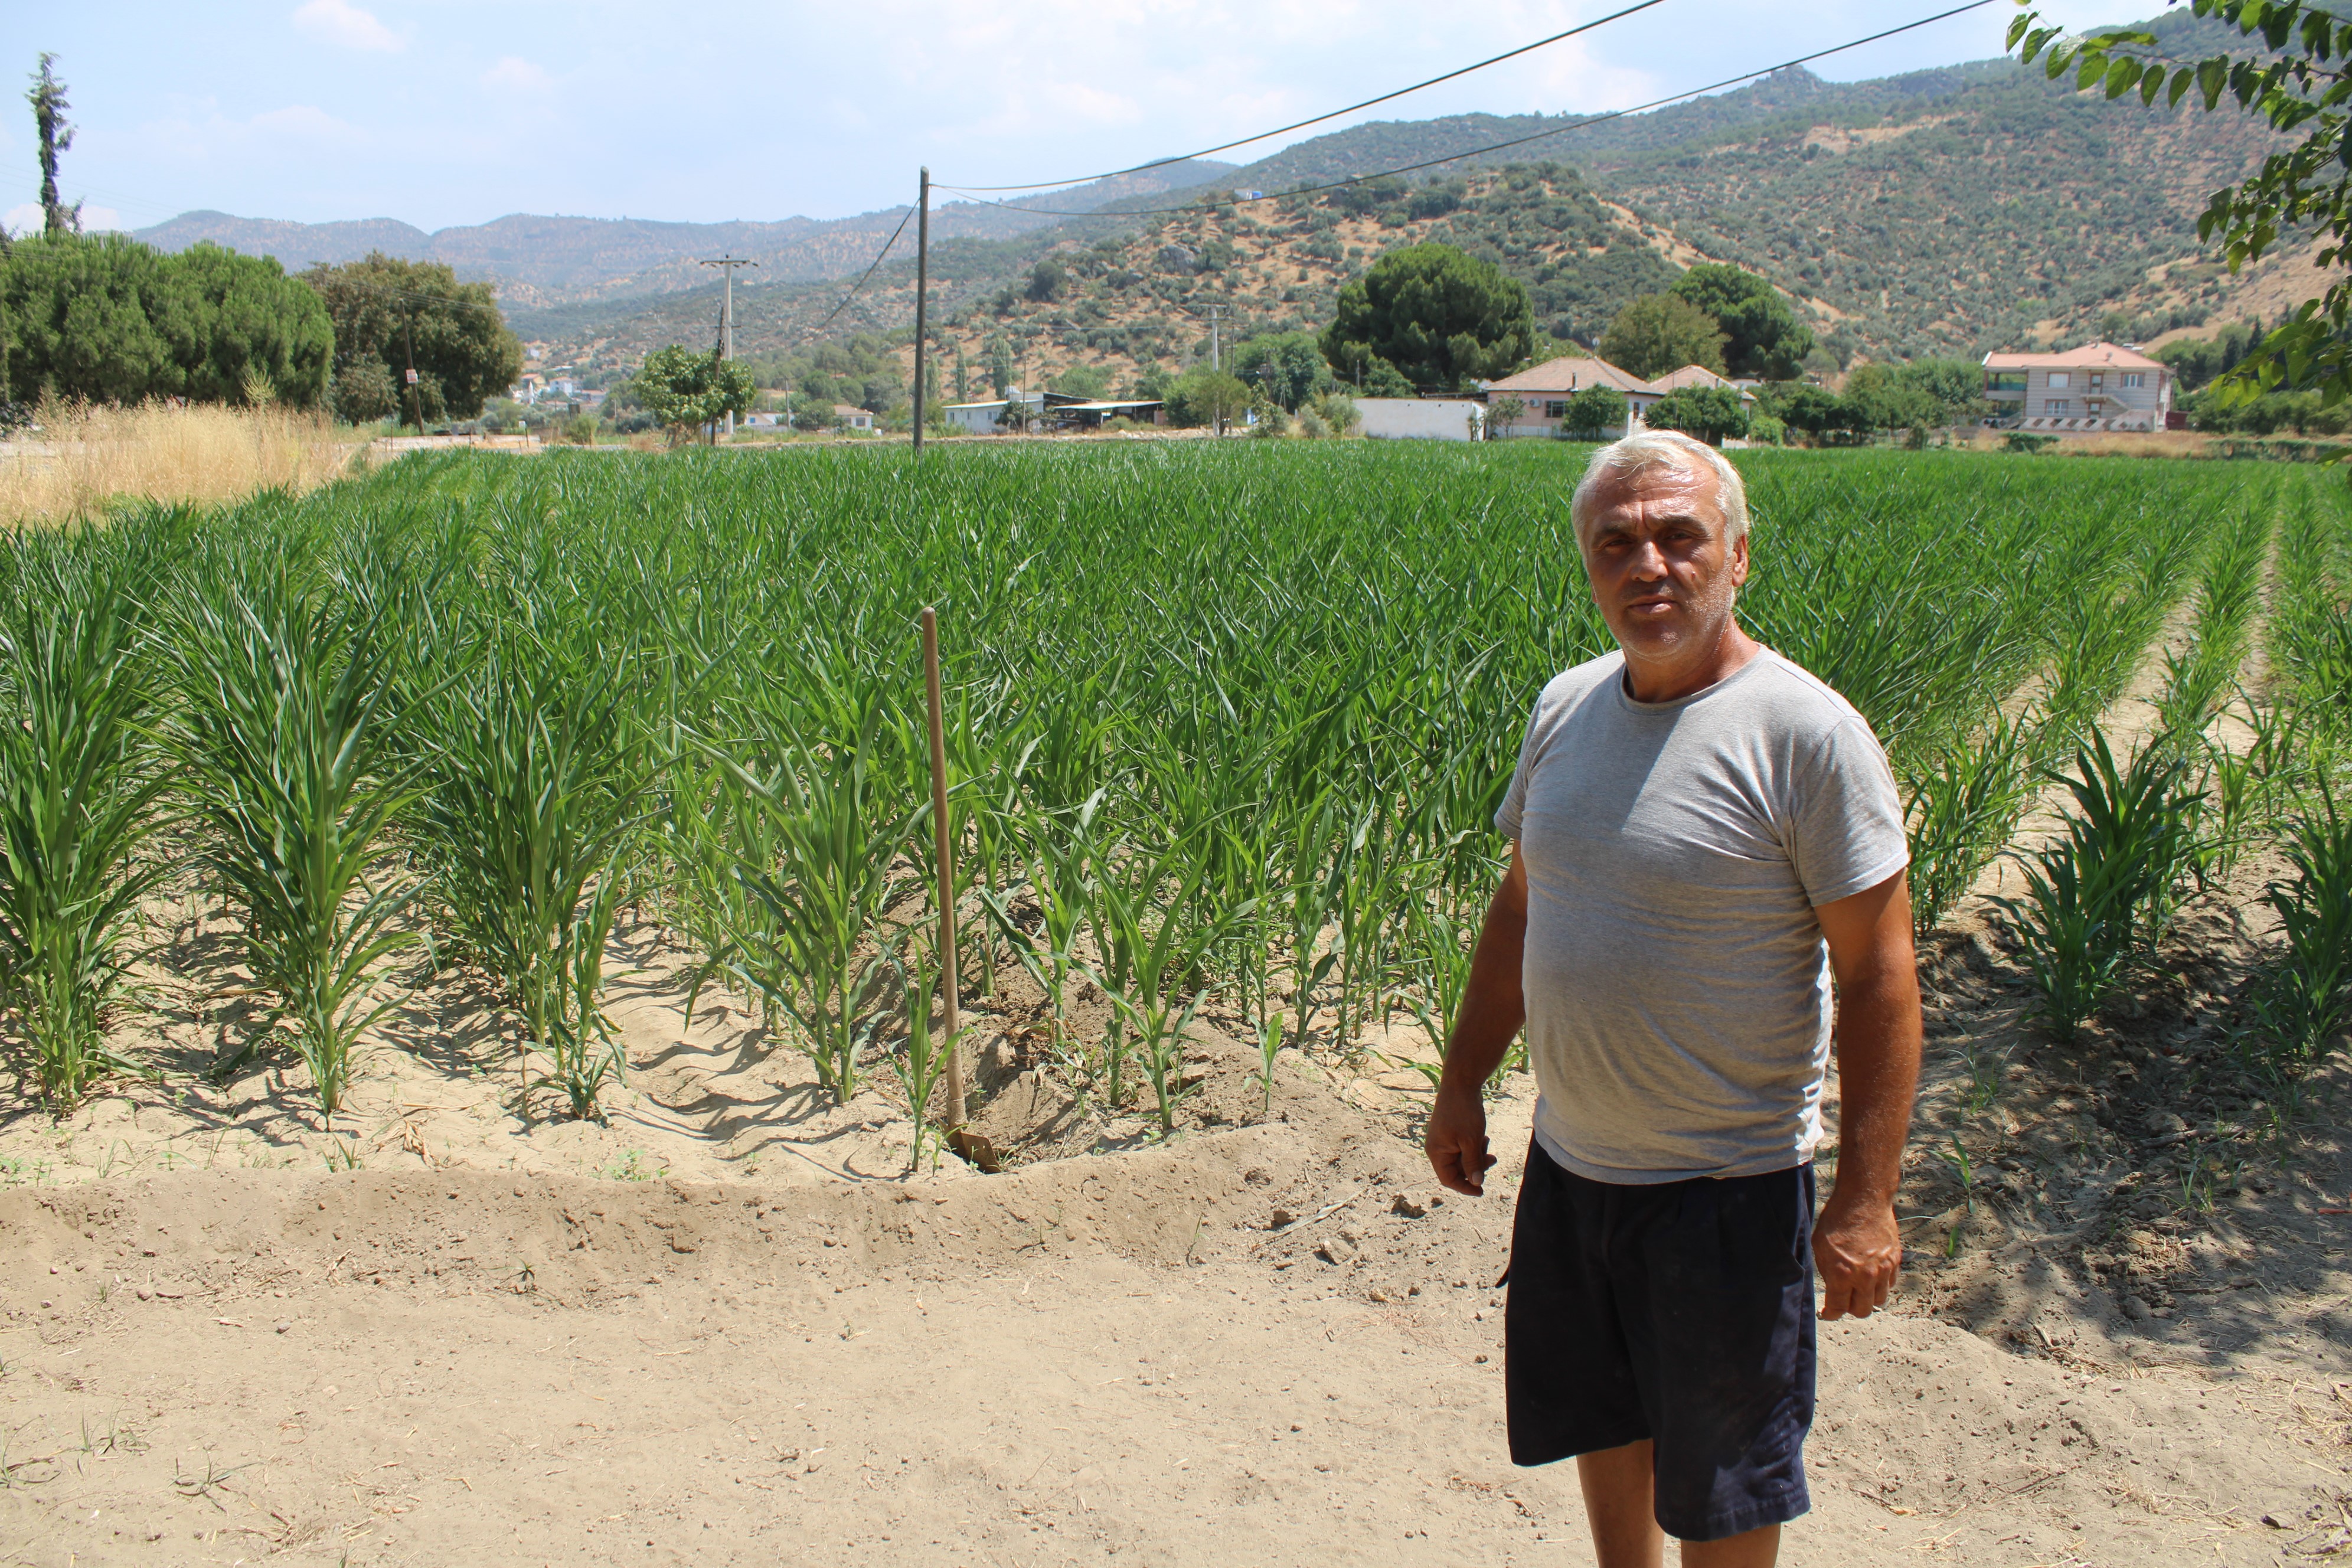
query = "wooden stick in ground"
xmin=920 ymin=607 xmax=968 ymax=1146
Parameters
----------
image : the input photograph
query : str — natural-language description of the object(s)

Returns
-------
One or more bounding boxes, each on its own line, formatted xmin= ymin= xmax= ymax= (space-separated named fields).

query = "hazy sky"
xmin=6 ymin=1 xmax=2160 ymax=234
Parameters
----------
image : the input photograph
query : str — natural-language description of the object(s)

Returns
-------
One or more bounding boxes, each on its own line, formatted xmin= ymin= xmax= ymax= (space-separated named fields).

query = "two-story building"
xmin=1981 ymin=342 xmax=2174 ymax=432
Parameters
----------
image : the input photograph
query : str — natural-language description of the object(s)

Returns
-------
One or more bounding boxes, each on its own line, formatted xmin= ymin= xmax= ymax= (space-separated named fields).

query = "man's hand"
xmin=1425 ymin=1085 xmax=1497 ymax=1197
xmin=1814 ymin=1188 xmax=1900 ymax=1319
xmin=1812 ymin=870 xmax=1923 ymax=1324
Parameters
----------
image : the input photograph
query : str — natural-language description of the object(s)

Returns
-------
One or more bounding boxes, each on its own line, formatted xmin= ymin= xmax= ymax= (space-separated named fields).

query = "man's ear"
xmin=1727 ymin=528 xmax=1751 ymax=589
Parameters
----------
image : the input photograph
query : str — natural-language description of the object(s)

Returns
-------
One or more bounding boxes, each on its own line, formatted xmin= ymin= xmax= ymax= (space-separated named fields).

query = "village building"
xmin=1981 ymin=342 xmax=2175 ymax=432
xmin=1477 ymin=354 xmax=1748 ymax=437
xmin=1045 ymin=398 xmax=1166 ymax=430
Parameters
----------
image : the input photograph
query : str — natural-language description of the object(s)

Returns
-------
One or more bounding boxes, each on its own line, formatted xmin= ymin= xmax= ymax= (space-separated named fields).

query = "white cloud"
xmin=4 ymin=201 xmax=126 ymax=234
xmin=480 ymin=57 xmax=551 ymax=94
xmin=292 ymin=0 xmax=401 ymax=53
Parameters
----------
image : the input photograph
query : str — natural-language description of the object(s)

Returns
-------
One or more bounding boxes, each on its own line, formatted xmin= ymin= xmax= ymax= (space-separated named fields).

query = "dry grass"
xmin=0 ymin=400 xmax=367 ymax=524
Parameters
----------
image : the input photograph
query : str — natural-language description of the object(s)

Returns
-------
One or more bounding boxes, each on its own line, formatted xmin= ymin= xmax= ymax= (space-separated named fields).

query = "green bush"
xmin=1559 ymin=384 xmax=1628 ymax=439
xmin=1643 ymin=384 xmax=1749 ymax=445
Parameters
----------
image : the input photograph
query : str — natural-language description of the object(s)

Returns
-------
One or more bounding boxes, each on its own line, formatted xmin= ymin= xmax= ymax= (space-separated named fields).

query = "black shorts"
xmin=1504 ymin=1140 xmax=1817 ymax=1543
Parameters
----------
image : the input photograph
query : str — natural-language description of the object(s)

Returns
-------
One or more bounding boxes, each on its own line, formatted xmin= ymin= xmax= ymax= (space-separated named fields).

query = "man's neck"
xmin=1620 ymin=619 xmax=1762 ymax=704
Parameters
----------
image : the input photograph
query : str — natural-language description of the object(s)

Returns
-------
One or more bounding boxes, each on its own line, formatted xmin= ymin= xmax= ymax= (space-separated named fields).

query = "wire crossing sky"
xmin=4 ymin=1 xmax=2147 ymax=234
xmin=933 ymin=1 xmax=2001 ymax=216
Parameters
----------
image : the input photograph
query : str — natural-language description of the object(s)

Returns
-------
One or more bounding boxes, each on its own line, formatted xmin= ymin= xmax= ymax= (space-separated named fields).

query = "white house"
xmin=1480 ymin=352 xmax=1664 ymax=437
xmin=1981 ymin=342 xmax=2174 ymax=431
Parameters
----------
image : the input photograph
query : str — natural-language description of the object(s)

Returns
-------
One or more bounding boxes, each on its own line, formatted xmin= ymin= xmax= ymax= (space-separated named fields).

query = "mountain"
xmin=506 ymin=14 xmax=2292 ymax=391
xmin=130 ymin=161 xmax=1238 ymax=309
xmin=143 ymin=12 xmax=2303 ymax=388
xmin=507 ymin=162 xmax=1682 ymax=387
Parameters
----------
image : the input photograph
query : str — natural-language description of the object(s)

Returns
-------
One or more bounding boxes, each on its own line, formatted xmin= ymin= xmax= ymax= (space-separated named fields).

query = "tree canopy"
xmin=1668 ymin=264 xmax=1814 ymax=381
xmin=1562 ymin=383 xmax=1629 ymax=439
xmin=300 ymin=253 xmax=520 ymax=424
xmin=737 ymin=331 xmax=906 ymax=416
xmin=1598 ymin=293 xmax=1727 ymax=380
xmin=0 ymin=233 xmax=333 ymax=408
xmin=1048 ymin=363 xmax=1112 ymax=400
xmin=1229 ymin=331 xmax=1334 ymax=411
xmin=1318 ymin=243 xmax=1537 ymax=393
xmin=1643 ymin=384 xmax=1750 ymax=445
xmin=1164 ymin=366 xmax=1252 ymax=429
xmin=633 ymin=346 xmax=755 ymax=443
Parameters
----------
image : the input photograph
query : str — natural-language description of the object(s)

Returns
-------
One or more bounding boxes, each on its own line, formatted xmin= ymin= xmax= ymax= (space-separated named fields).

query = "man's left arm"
xmin=1812 ymin=870 xmax=1922 ymax=1321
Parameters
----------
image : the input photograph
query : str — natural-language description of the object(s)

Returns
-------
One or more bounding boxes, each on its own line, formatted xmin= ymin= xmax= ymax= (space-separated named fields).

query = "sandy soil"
xmin=0 ymin=610 xmax=2344 ymax=1564
xmin=0 ymin=849 xmax=2342 ymax=1568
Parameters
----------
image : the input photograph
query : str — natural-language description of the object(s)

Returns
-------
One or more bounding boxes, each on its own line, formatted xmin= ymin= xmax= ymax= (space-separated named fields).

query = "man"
xmin=1425 ymin=430 xmax=1922 ymax=1568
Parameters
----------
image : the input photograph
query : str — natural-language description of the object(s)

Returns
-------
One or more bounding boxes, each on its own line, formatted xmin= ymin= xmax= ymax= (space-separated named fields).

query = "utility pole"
xmin=402 ymin=311 xmax=424 ymax=438
xmin=698 ymin=253 xmax=757 ymax=437
xmin=1206 ymin=303 xmax=1224 ymax=436
xmin=913 ymin=168 xmax=932 ymax=458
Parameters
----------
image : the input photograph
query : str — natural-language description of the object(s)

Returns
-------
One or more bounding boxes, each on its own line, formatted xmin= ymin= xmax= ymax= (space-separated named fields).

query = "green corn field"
xmin=0 ymin=441 xmax=2344 ymax=1137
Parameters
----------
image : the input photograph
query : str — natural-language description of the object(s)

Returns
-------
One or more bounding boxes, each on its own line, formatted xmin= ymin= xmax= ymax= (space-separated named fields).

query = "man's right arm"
xmin=1424 ymin=843 xmax=1528 ymax=1197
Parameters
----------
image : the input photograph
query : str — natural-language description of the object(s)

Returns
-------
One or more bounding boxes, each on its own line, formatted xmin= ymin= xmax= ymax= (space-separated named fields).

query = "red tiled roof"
xmin=1645 ymin=365 xmax=1755 ymax=400
xmin=1981 ymin=341 xmax=2164 ymax=371
xmin=1485 ymin=353 xmax=1657 ymax=395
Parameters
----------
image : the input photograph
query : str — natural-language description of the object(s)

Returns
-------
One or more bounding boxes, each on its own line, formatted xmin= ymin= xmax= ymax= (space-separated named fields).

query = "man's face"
xmin=1578 ymin=460 xmax=1750 ymax=667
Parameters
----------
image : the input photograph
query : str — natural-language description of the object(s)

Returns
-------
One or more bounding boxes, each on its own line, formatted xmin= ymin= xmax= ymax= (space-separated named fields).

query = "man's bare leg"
xmin=1576 ymin=1440 xmax=1782 ymax=1567
xmin=1681 ymin=1523 xmax=1779 ymax=1567
xmin=1576 ymin=1441 xmax=1664 ymax=1568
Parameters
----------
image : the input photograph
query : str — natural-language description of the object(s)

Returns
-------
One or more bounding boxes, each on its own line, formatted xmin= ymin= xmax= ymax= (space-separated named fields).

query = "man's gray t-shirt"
xmin=1494 ymin=647 xmax=1907 ymax=1184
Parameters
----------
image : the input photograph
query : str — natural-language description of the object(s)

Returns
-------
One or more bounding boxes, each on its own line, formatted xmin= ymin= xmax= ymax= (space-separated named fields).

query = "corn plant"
xmin=0 ymin=535 xmax=176 ymax=1105
xmin=886 ymin=935 xmax=966 ymax=1173
xmin=1903 ymin=709 xmax=2033 ymax=936
xmin=1332 ymin=801 xmax=1407 ymax=1054
xmin=1273 ymin=793 xmax=1351 ymax=1056
xmin=2271 ymin=476 xmax=2352 ymax=735
xmin=1094 ymin=855 xmax=1248 ymax=1132
xmin=1402 ymin=888 xmax=1480 ymax=1082
xmin=167 ymin=557 xmax=416 ymax=1122
xmin=2154 ymin=499 xmax=2271 ymax=739
xmin=408 ymin=598 xmax=649 ymax=1121
xmin=1993 ymin=732 xmax=2202 ymax=1040
xmin=979 ymin=790 xmax=1103 ymax=1080
xmin=703 ymin=700 xmax=918 ymax=1105
xmin=1082 ymin=818 xmax=1184 ymax=1113
xmin=2252 ymin=793 xmax=2352 ymax=1072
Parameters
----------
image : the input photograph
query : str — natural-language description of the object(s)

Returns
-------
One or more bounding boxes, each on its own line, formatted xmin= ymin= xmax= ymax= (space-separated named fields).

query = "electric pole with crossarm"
xmin=698 ymin=253 xmax=757 ymax=437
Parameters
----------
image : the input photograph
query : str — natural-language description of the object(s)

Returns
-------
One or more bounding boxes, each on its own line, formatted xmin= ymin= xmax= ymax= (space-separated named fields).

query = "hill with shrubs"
xmin=513 ymin=9 xmax=2292 ymax=410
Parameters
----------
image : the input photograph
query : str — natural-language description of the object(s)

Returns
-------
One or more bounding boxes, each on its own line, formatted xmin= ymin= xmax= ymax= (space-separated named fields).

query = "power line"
xmin=935 ymin=0 xmax=1997 ymax=218
xmin=780 ymin=203 xmax=917 ymax=351
xmin=953 ymin=0 xmax=1669 ymax=194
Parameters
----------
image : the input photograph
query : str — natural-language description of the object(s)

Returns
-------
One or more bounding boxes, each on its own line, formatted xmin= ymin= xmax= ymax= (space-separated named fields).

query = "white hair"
xmin=1569 ymin=430 xmax=1750 ymax=549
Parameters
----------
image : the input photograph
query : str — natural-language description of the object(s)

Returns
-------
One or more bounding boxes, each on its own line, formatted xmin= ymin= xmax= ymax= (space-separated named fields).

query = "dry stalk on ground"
xmin=0 ymin=400 xmax=363 ymax=523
